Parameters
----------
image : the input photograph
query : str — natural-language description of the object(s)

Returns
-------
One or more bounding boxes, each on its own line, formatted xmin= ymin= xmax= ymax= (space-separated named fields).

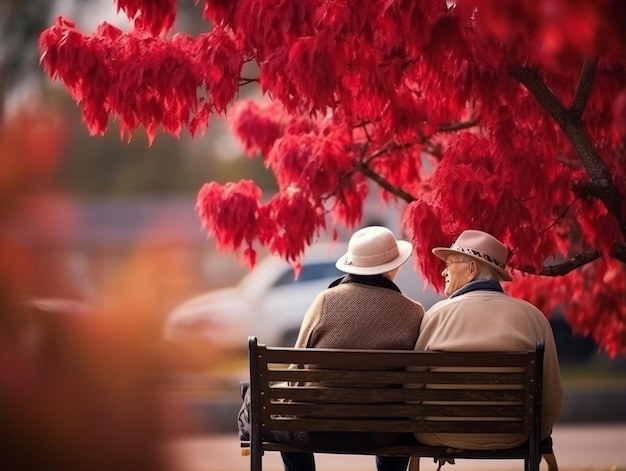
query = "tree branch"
xmin=539 ymin=249 xmax=601 ymax=276
xmin=570 ymin=57 xmax=598 ymax=118
xmin=422 ymin=142 xmax=444 ymax=159
xmin=509 ymin=65 xmax=625 ymax=234
xmin=508 ymin=66 xmax=570 ymax=124
xmin=357 ymin=160 xmax=416 ymax=203
xmin=537 ymin=243 xmax=626 ymax=276
xmin=365 ymin=139 xmax=394 ymax=160
xmin=347 ymin=134 xmax=418 ymax=202
xmin=351 ymin=116 xmax=478 ymax=202
xmin=436 ymin=117 xmax=479 ymax=133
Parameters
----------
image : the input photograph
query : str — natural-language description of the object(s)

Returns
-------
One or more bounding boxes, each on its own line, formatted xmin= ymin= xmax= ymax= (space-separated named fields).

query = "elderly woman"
xmin=239 ymin=225 xmax=426 ymax=471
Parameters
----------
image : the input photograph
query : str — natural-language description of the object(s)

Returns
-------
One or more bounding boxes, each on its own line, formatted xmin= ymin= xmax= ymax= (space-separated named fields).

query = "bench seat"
xmin=243 ymin=336 xmax=547 ymax=471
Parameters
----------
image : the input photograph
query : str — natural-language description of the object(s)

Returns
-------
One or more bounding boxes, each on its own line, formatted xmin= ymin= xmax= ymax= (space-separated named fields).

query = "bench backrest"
xmin=248 ymin=336 xmax=544 ymax=438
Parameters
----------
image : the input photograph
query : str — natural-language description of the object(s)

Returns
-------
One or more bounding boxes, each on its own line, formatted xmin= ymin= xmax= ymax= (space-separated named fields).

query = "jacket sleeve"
xmin=540 ymin=323 xmax=564 ymax=439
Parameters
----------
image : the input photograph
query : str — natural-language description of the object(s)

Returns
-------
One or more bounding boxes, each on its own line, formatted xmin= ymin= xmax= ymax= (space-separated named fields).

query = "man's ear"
xmin=469 ymin=260 xmax=478 ymax=277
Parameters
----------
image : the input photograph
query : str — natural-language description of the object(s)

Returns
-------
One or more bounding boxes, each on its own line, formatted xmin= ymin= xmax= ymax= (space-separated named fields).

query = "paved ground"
xmin=164 ymin=423 xmax=626 ymax=471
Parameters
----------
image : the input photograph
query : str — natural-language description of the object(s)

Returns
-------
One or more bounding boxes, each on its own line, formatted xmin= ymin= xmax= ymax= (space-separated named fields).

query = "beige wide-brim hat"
xmin=336 ymin=226 xmax=413 ymax=276
xmin=432 ymin=229 xmax=513 ymax=281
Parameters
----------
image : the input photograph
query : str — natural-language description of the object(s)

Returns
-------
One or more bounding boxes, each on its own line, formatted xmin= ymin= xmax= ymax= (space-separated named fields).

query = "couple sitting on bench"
xmin=238 ymin=227 xmax=563 ymax=471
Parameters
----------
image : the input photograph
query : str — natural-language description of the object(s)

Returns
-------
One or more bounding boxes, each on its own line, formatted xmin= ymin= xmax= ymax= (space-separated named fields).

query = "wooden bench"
xmin=241 ymin=336 xmax=551 ymax=471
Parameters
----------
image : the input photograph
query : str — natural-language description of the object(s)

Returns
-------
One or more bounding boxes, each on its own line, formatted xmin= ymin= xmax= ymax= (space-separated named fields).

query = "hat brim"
xmin=432 ymin=247 xmax=513 ymax=281
xmin=336 ymin=240 xmax=413 ymax=275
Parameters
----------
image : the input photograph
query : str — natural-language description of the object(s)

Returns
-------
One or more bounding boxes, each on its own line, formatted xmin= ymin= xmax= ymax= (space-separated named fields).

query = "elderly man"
xmin=414 ymin=229 xmax=563 ymax=451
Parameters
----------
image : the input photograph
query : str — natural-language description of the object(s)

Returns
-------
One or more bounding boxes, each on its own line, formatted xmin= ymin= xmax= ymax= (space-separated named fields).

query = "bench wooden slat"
xmin=266 ymin=369 xmax=527 ymax=385
xmin=265 ymin=402 xmax=525 ymax=418
xmin=246 ymin=336 xmax=545 ymax=471
xmin=261 ymin=348 xmax=534 ymax=368
xmin=267 ymin=387 xmax=527 ymax=403
xmin=259 ymin=417 xmax=526 ymax=433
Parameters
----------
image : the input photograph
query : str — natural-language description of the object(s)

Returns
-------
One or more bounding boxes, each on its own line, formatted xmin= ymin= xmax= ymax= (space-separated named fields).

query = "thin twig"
xmin=570 ymin=57 xmax=598 ymax=118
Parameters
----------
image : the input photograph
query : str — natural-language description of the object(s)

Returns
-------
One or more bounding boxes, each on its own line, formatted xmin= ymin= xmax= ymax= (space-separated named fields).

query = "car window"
xmin=273 ymin=262 xmax=342 ymax=288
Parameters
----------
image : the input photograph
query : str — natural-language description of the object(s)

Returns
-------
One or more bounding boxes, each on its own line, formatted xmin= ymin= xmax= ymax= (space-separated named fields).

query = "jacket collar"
xmin=329 ymin=274 xmax=402 ymax=293
xmin=450 ymin=279 xmax=503 ymax=298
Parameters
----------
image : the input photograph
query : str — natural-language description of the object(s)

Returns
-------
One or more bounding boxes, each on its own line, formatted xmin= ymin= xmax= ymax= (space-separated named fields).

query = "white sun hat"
xmin=335 ymin=226 xmax=413 ymax=276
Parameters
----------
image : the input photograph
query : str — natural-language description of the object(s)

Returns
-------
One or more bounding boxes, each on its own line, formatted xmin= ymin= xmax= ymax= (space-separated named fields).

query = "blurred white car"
xmin=163 ymin=242 xmax=443 ymax=351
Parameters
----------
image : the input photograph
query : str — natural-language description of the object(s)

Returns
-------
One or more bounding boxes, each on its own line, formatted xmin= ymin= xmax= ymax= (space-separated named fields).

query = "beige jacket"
xmin=413 ymin=288 xmax=563 ymax=449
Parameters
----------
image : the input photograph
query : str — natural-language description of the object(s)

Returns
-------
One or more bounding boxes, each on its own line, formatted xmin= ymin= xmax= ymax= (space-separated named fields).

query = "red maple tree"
xmin=39 ymin=1 xmax=626 ymax=356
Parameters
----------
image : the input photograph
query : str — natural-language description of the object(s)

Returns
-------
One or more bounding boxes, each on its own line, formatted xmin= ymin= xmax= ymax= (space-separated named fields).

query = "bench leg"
xmin=526 ymin=454 xmax=540 ymax=471
xmin=408 ymin=456 xmax=420 ymax=471
xmin=543 ymin=453 xmax=559 ymax=471
xmin=251 ymin=444 xmax=262 ymax=471
xmin=251 ymin=452 xmax=261 ymax=471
